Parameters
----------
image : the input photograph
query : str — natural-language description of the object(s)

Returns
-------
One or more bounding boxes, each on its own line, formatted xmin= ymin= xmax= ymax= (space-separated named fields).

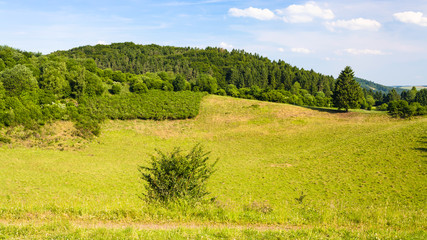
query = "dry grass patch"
xmin=0 ymin=121 xmax=88 ymax=150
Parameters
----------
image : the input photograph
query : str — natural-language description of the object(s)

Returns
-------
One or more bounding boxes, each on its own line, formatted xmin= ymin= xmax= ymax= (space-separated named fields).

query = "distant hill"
xmin=393 ymin=85 xmax=427 ymax=91
xmin=355 ymin=77 xmax=403 ymax=94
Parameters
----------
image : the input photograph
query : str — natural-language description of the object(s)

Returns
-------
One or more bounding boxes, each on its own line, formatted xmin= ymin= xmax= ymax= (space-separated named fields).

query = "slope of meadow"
xmin=0 ymin=95 xmax=425 ymax=239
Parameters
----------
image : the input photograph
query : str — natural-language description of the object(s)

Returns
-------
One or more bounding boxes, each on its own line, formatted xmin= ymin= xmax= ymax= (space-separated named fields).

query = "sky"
xmin=1 ymin=0 xmax=426 ymax=86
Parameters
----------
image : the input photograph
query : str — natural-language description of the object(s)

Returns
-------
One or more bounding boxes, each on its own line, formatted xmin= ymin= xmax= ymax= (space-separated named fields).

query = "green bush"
xmin=377 ymin=103 xmax=388 ymax=111
xmin=73 ymin=115 xmax=101 ymax=138
xmin=387 ymin=100 xmax=421 ymax=118
xmin=139 ymin=144 xmax=217 ymax=204
xmin=131 ymin=80 xmax=148 ymax=94
xmin=110 ymin=83 xmax=121 ymax=95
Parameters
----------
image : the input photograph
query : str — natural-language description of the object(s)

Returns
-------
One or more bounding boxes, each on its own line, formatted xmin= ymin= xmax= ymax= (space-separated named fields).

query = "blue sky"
xmin=1 ymin=0 xmax=426 ymax=86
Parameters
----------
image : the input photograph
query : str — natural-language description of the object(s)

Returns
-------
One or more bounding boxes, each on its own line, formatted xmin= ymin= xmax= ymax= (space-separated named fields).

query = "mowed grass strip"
xmin=0 ymin=95 xmax=425 ymax=231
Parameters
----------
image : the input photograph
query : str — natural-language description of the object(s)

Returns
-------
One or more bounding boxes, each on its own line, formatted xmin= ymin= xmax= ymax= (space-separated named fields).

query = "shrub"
xmin=388 ymin=100 xmax=416 ymax=118
xmin=377 ymin=103 xmax=388 ymax=111
xmin=73 ymin=115 xmax=101 ymax=138
xmin=0 ymin=64 xmax=38 ymax=96
xmin=216 ymin=89 xmax=226 ymax=96
xmin=131 ymin=80 xmax=148 ymax=94
xmin=110 ymin=83 xmax=121 ymax=95
xmin=139 ymin=144 xmax=217 ymax=204
xmin=0 ymin=136 xmax=11 ymax=144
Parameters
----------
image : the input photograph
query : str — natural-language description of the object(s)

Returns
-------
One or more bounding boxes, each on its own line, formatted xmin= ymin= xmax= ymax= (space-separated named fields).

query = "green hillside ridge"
xmin=52 ymin=42 xmax=336 ymax=96
xmin=354 ymin=77 xmax=402 ymax=94
xmin=0 ymin=95 xmax=426 ymax=238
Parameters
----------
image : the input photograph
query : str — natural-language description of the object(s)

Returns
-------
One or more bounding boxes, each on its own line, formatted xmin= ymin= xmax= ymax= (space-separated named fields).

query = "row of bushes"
xmin=0 ymin=91 xmax=205 ymax=138
xmin=80 ymin=90 xmax=205 ymax=121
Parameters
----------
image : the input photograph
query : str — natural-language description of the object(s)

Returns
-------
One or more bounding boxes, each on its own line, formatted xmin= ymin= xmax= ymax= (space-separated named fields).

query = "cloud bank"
xmin=343 ymin=48 xmax=386 ymax=55
xmin=291 ymin=47 xmax=312 ymax=54
xmin=228 ymin=2 xmax=381 ymax=32
xmin=394 ymin=11 xmax=427 ymax=27
xmin=277 ymin=2 xmax=334 ymax=23
xmin=326 ymin=18 xmax=381 ymax=31
xmin=228 ymin=7 xmax=275 ymax=21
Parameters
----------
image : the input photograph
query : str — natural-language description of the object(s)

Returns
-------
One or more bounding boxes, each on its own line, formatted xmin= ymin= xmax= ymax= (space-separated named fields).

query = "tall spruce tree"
xmin=333 ymin=66 xmax=362 ymax=111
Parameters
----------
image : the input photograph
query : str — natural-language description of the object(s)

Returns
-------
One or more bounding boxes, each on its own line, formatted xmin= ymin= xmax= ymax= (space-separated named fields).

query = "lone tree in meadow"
xmin=333 ymin=66 xmax=363 ymax=111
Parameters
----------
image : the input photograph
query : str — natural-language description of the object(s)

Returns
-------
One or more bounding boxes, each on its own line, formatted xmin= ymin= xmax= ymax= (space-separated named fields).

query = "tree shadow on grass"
xmin=415 ymin=148 xmax=427 ymax=152
xmin=415 ymin=137 xmax=427 ymax=157
xmin=301 ymin=106 xmax=346 ymax=114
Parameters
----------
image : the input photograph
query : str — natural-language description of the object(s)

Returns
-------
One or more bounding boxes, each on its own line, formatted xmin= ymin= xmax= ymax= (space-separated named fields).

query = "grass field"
xmin=0 ymin=95 xmax=426 ymax=239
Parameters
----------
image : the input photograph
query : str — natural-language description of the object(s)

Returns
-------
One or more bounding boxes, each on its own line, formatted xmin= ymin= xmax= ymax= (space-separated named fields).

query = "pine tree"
xmin=333 ymin=66 xmax=363 ymax=111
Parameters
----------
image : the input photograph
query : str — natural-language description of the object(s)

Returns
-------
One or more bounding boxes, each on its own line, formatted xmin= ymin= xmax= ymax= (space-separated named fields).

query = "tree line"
xmin=53 ymin=42 xmax=427 ymax=117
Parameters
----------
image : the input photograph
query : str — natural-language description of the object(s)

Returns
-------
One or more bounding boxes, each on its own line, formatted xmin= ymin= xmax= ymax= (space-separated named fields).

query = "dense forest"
xmin=53 ymin=42 xmax=336 ymax=96
xmin=0 ymin=43 xmax=426 ymax=142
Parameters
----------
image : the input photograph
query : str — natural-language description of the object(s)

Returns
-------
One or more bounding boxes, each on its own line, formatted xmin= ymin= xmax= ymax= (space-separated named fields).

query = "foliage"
xmin=415 ymin=89 xmax=427 ymax=106
xmin=387 ymin=100 xmax=427 ymax=118
xmin=139 ymin=144 xmax=217 ymax=203
xmin=110 ymin=82 xmax=121 ymax=94
xmin=131 ymin=80 xmax=148 ymax=94
xmin=52 ymin=42 xmax=335 ymax=95
xmin=0 ymin=47 xmax=207 ymax=138
xmin=386 ymin=88 xmax=401 ymax=102
xmin=172 ymin=74 xmax=187 ymax=91
xmin=401 ymin=86 xmax=417 ymax=102
xmin=332 ymin=66 xmax=363 ymax=111
xmin=81 ymin=91 xmax=205 ymax=121
xmin=354 ymin=77 xmax=401 ymax=94
xmin=377 ymin=103 xmax=388 ymax=111
xmin=0 ymin=64 xmax=38 ymax=96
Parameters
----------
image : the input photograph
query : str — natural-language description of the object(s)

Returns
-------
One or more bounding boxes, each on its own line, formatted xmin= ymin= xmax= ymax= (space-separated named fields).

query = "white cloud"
xmin=277 ymin=2 xmax=334 ymax=23
xmin=219 ymin=42 xmax=233 ymax=49
xmin=291 ymin=47 xmax=312 ymax=54
xmin=394 ymin=11 xmax=427 ymax=27
xmin=228 ymin=7 xmax=275 ymax=21
xmin=97 ymin=40 xmax=109 ymax=45
xmin=278 ymin=47 xmax=284 ymax=52
xmin=326 ymin=18 xmax=381 ymax=31
xmin=343 ymin=48 xmax=386 ymax=55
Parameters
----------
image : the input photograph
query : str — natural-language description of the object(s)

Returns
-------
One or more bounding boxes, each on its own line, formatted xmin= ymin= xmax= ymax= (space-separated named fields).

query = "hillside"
xmin=0 ymin=95 xmax=425 ymax=238
xmin=52 ymin=42 xmax=336 ymax=96
xmin=354 ymin=77 xmax=402 ymax=93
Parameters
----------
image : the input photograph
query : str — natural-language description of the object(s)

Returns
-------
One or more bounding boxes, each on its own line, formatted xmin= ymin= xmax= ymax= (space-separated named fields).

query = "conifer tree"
xmin=333 ymin=66 xmax=363 ymax=111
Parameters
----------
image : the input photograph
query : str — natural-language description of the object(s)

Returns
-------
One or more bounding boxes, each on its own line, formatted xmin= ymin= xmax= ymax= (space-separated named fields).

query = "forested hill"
xmin=52 ymin=42 xmax=336 ymax=96
xmin=355 ymin=77 xmax=402 ymax=94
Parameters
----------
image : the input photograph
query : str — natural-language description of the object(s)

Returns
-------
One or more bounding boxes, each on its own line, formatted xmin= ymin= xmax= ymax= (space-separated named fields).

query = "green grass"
xmin=1 ymin=222 xmax=426 ymax=239
xmin=0 ymin=95 xmax=426 ymax=238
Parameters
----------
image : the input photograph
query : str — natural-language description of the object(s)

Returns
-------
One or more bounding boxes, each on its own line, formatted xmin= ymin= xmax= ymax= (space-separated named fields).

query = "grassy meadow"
xmin=0 ymin=95 xmax=426 ymax=239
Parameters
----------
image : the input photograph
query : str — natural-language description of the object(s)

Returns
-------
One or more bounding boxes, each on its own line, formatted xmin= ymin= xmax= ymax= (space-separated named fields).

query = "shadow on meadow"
xmin=414 ymin=136 xmax=427 ymax=157
xmin=302 ymin=106 xmax=346 ymax=114
xmin=414 ymin=147 xmax=427 ymax=153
